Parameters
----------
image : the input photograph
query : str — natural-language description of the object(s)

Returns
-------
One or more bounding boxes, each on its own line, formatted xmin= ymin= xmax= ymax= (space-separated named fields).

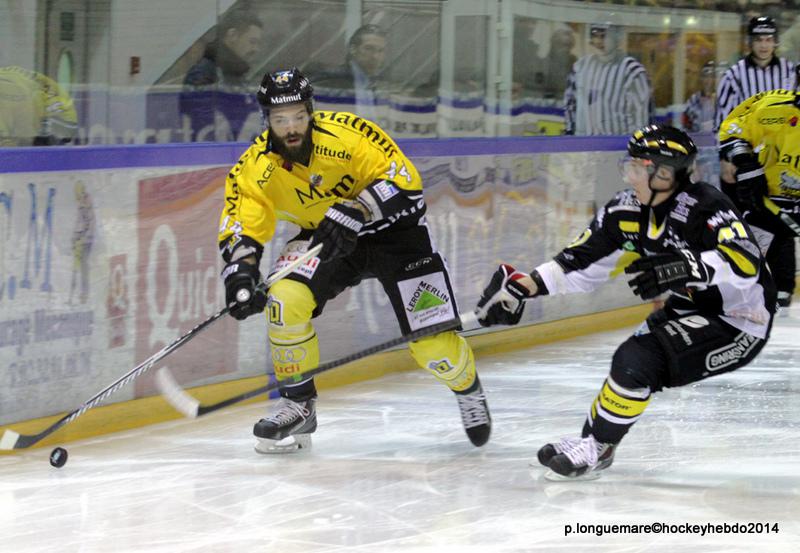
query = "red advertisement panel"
xmin=134 ymin=168 xmax=237 ymax=396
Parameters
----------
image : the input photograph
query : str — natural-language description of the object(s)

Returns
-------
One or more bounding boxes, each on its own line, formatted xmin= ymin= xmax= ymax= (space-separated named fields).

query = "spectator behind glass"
xmin=682 ymin=61 xmax=717 ymax=132
xmin=538 ymin=25 xmax=577 ymax=101
xmin=180 ymin=10 xmax=264 ymax=142
xmin=564 ymin=21 xmax=651 ymax=136
xmin=312 ymin=24 xmax=387 ymax=121
xmin=513 ymin=21 xmax=575 ymax=102
xmin=184 ymin=11 xmax=264 ymax=88
xmin=0 ymin=66 xmax=77 ymax=147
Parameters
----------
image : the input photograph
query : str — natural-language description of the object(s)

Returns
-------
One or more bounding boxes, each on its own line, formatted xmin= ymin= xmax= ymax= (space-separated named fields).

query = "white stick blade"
xmin=0 ymin=429 xmax=20 ymax=450
xmin=460 ymin=311 xmax=479 ymax=330
xmin=155 ymin=368 xmax=200 ymax=418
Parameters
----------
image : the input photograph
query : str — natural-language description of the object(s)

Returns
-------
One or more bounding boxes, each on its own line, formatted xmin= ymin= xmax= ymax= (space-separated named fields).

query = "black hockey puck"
xmin=49 ymin=447 xmax=68 ymax=468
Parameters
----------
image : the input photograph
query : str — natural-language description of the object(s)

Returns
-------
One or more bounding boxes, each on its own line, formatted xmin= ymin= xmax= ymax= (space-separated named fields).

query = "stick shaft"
xmin=0 ymin=245 xmax=322 ymax=450
xmin=160 ymin=312 xmax=478 ymax=418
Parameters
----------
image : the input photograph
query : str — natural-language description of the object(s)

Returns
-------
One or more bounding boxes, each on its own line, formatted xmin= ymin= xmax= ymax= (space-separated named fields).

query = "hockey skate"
xmin=538 ymin=435 xmax=616 ymax=481
xmin=253 ymin=396 xmax=317 ymax=454
xmin=455 ymin=377 xmax=491 ymax=447
xmin=532 ymin=436 xmax=582 ymax=467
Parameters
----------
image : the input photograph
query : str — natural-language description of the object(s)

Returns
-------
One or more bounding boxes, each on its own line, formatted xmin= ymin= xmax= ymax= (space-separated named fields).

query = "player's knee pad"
xmin=409 ymin=331 xmax=476 ymax=392
xmin=267 ymin=279 xmax=319 ymax=383
xmin=610 ymin=336 xmax=663 ymax=392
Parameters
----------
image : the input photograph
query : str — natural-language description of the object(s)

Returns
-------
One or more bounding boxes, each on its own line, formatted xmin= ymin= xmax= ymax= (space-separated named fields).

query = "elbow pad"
xmin=219 ymin=234 xmax=263 ymax=264
xmin=356 ymin=180 xmax=423 ymax=222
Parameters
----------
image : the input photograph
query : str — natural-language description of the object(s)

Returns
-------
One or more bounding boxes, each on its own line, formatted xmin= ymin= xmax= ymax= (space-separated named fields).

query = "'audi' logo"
xmin=272 ymin=347 xmax=307 ymax=363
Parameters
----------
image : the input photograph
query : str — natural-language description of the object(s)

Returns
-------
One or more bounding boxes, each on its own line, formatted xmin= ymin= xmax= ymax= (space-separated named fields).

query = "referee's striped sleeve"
xmin=564 ymin=68 xmax=577 ymax=135
xmin=715 ymin=57 xmax=797 ymax=131
xmin=625 ymin=63 xmax=651 ymax=134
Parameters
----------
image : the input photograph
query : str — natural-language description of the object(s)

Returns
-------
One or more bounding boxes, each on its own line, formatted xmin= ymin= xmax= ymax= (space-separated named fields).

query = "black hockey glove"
xmin=625 ymin=250 xmax=710 ymax=300
xmin=310 ymin=201 xmax=366 ymax=263
xmin=734 ymin=158 xmax=768 ymax=214
xmin=221 ymin=261 xmax=268 ymax=320
xmin=475 ymin=264 xmax=534 ymax=327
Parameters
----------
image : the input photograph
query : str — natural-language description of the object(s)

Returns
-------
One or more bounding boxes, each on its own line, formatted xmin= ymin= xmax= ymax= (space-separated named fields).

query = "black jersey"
xmin=534 ymin=181 xmax=775 ymax=338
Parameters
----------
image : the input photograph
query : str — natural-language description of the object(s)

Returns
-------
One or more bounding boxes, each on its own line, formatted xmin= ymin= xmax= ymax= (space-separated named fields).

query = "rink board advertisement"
xmin=0 ymin=172 xmax=134 ymax=423
xmin=1 ymin=139 xmax=650 ymax=424
xmin=133 ymin=168 xmax=239 ymax=396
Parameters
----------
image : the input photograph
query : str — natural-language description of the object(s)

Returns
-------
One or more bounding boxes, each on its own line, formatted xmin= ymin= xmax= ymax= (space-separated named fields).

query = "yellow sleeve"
xmin=718 ymin=92 xmax=765 ymax=149
xmin=350 ymin=119 xmax=422 ymax=192
xmin=218 ymin=145 xmax=277 ymax=261
xmin=33 ymin=72 xmax=77 ymax=126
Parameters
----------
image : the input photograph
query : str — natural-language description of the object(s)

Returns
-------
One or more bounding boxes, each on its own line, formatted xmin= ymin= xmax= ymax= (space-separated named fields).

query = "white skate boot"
xmin=538 ymin=435 xmax=616 ymax=481
xmin=253 ymin=396 xmax=317 ymax=454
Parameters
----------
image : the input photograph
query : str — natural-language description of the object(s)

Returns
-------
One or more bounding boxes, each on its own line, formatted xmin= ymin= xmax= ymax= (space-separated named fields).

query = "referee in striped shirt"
xmin=564 ymin=22 xmax=651 ymax=135
xmin=714 ymin=16 xmax=797 ymax=131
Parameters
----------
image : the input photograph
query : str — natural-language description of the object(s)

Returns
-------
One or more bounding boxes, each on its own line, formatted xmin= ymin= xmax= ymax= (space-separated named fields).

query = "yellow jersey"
xmin=219 ymin=111 xmax=423 ymax=253
xmin=719 ymin=89 xmax=800 ymax=199
xmin=0 ymin=66 xmax=77 ymax=146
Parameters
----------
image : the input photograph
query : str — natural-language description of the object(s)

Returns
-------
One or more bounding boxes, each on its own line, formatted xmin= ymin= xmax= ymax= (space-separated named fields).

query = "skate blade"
xmin=530 ymin=457 xmax=550 ymax=468
xmin=543 ymin=469 xmax=602 ymax=482
xmin=254 ymin=434 xmax=312 ymax=454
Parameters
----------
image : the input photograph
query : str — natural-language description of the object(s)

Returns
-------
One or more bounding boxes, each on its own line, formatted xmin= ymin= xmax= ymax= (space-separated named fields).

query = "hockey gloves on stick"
xmin=475 ymin=264 xmax=533 ymax=327
xmin=310 ymin=201 xmax=366 ymax=263
xmin=625 ymin=250 xmax=710 ymax=300
xmin=221 ymin=261 xmax=268 ymax=320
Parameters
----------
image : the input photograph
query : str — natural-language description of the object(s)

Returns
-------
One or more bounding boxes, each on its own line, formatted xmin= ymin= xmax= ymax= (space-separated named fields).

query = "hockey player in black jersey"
xmin=475 ymin=125 xmax=776 ymax=479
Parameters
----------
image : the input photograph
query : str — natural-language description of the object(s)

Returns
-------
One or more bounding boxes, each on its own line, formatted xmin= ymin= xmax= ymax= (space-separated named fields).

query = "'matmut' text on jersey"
xmin=218 ymin=110 xmax=423 ymax=256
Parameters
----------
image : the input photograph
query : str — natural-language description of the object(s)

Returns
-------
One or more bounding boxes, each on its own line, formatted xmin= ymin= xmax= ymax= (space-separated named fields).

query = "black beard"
xmin=271 ymin=127 xmax=313 ymax=166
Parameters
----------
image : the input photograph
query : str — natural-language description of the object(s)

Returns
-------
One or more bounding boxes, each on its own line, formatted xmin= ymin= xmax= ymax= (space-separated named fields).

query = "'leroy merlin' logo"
xmin=405 ymin=280 xmax=449 ymax=312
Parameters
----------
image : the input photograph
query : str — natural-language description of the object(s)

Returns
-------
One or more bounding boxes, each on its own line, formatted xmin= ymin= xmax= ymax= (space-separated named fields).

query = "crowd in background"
xmin=2 ymin=2 xmax=800 ymax=145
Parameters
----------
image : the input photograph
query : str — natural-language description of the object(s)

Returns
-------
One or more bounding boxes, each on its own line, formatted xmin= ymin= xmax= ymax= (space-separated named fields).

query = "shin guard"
xmin=410 ymin=331 xmax=477 ymax=392
xmin=267 ymin=280 xmax=319 ymax=390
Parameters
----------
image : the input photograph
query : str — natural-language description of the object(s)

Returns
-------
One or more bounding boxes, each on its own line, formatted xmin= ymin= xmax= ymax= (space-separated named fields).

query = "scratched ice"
xmin=2 ymin=307 xmax=799 ymax=552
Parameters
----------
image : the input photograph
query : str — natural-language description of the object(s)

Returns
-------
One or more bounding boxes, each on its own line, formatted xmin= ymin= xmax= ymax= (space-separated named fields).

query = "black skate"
xmin=455 ymin=377 xmax=491 ymax=447
xmin=534 ymin=436 xmax=582 ymax=467
xmin=253 ymin=396 xmax=317 ymax=454
xmin=777 ymin=291 xmax=792 ymax=309
xmin=539 ymin=436 xmax=616 ymax=481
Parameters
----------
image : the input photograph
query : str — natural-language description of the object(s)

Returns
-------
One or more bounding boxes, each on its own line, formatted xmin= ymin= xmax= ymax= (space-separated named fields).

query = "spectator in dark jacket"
xmin=184 ymin=11 xmax=264 ymax=89
xmin=312 ymin=25 xmax=387 ymax=120
xmin=181 ymin=11 xmax=264 ymax=142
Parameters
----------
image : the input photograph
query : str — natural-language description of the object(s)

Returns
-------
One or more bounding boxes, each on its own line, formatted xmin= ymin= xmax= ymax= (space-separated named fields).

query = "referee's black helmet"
xmin=747 ymin=16 xmax=778 ymax=41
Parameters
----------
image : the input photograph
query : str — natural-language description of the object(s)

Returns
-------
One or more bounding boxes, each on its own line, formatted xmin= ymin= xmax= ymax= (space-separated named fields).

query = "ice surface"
xmin=2 ymin=307 xmax=799 ymax=552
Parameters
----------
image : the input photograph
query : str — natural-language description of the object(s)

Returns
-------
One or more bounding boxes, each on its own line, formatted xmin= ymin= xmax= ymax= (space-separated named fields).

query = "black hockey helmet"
xmin=257 ymin=67 xmax=314 ymax=114
xmin=747 ymin=16 xmax=778 ymax=40
xmin=627 ymin=124 xmax=697 ymax=183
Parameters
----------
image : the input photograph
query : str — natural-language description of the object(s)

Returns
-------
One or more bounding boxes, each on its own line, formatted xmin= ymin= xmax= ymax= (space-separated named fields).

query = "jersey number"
xmin=386 ymin=161 xmax=412 ymax=183
xmin=717 ymin=221 xmax=747 ymax=243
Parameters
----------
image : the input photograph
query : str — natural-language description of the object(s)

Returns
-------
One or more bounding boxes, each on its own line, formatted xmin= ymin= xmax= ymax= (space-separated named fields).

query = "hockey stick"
xmin=156 ymin=311 xmax=480 ymax=418
xmin=0 ymin=244 xmax=322 ymax=450
xmin=764 ymin=197 xmax=800 ymax=237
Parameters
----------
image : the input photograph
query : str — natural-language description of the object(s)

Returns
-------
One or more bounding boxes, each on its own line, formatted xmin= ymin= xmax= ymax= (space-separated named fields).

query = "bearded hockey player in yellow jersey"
xmin=218 ymin=68 xmax=490 ymax=453
xmin=719 ymin=89 xmax=800 ymax=308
